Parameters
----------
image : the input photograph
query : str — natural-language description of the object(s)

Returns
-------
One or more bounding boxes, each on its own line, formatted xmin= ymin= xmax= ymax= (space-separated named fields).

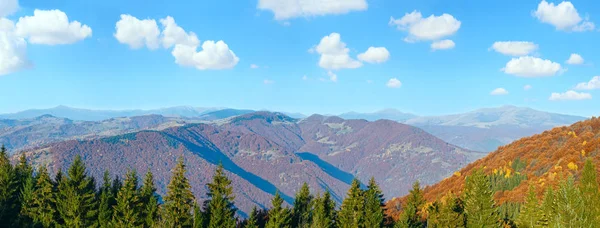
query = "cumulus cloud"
xmin=250 ymin=64 xmax=259 ymax=69
xmin=389 ymin=10 xmax=461 ymax=42
xmin=171 ymin=40 xmax=239 ymax=70
xmin=575 ymin=76 xmax=600 ymax=90
xmin=524 ymin=85 xmax=532 ymax=90
xmin=327 ymin=71 xmax=337 ymax=82
xmin=15 ymin=9 xmax=92 ymax=45
xmin=533 ymin=0 xmax=595 ymax=32
xmin=490 ymin=41 xmax=538 ymax=56
xmin=0 ymin=18 xmax=31 ymax=76
xmin=357 ymin=47 xmax=390 ymax=63
xmin=386 ymin=78 xmax=401 ymax=88
xmin=114 ymin=15 xmax=160 ymax=49
xmin=549 ymin=90 xmax=591 ymax=101
xmin=502 ymin=56 xmax=563 ymax=77
xmin=159 ymin=16 xmax=199 ymax=49
xmin=566 ymin=53 xmax=584 ymax=65
xmin=431 ymin=39 xmax=455 ymax=50
xmin=313 ymin=33 xmax=362 ymax=70
xmin=490 ymin=88 xmax=509 ymax=95
xmin=263 ymin=79 xmax=275 ymax=84
xmin=257 ymin=0 xmax=367 ymax=21
xmin=0 ymin=0 xmax=18 ymax=18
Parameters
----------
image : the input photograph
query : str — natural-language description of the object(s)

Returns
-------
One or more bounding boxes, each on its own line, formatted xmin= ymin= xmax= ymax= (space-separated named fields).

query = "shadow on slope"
xmin=296 ymin=152 xmax=360 ymax=187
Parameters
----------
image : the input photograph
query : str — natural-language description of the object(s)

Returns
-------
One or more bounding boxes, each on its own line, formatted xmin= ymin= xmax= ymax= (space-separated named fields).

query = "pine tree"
xmin=293 ymin=182 xmax=313 ymax=228
xmin=140 ymin=170 xmax=159 ymax=227
xmin=579 ymin=159 xmax=600 ymax=224
xmin=26 ymin=166 xmax=57 ymax=227
xmin=338 ymin=179 xmax=364 ymax=228
xmin=540 ymin=187 xmax=556 ymax=226
xmin=0 ymin=145 xmax=18 ymax=225
xmin=397 ymin=181 xmax=425 ymax=228
xmin=266 ymin=191 xmax=292 ymax=228
xmin=205 ymin=164 xmax=237 ymax=228
xmin=364 ymin=177 xmax=385 ymax=228
xmin=112 ymin=169 xmax=141 ymax=227
xmin=311 ymin=191 xmax=336 ymax=228
xmin=462 ymin=169 xmax=499 ymax=228
xmin=193 ymin=203 xmax=206 ymax=228
xmin=426 ymin=192 xmax=465 ymax=228
xmin=163 ymin=156 xmax=195 ymax=227
xmin=18 ymin=166 xmax=36 ymax=226
xmin=555 ymin=176 xmax=585 ymax=227
xmin=98 ymin=171 xmax=115 ymax=227
xmin=55 ymin=155 xmax=98 ymax=228
xmin=516 ymin=184 xmax=543 ymax=228
xmin=245 ymin=206 xmax=259 ymax=228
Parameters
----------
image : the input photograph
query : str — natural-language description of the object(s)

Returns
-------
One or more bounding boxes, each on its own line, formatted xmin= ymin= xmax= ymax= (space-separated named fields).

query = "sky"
xmin=1 ymin=0 xmax=600 ymax=117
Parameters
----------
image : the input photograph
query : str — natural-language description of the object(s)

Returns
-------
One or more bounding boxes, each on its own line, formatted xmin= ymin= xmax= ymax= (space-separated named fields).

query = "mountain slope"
xmin=339 ymin=109 xmax=417 ymax=122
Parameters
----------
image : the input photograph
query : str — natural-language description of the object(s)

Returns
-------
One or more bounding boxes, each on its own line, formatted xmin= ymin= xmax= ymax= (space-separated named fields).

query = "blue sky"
xmin=1 ymin=0 xmax=599 ymax=117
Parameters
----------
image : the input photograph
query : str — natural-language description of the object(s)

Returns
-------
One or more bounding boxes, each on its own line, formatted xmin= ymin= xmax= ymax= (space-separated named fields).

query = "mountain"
xmin=0 ymin=105 xmax=222 ymax=121
xmin=19 ymin=111 xmax=479 ymax=215
xmin=198 ymin=108 xmax=256 ymax=121
xmin=386 ymin=116 xmax=600 ymax=218
xmin=339 ymin=109 xmax=417 ymax=122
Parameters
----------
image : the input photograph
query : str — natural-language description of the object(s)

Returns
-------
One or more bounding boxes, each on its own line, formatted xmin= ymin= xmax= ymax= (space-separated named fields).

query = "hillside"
xmin=386 ymin=116 xmax=600 ymax=218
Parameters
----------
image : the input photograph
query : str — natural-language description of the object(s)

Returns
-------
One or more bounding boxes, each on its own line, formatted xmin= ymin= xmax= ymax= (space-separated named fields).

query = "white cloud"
xmin=431 ymin=39 xmax=455 ymax=50
xmin=250 ymin=64 xmax=259 ymax=69
xmin=490 ymin=41 xmax=538 ymax=56
xmin=575 ymin=76 xmax=600 ymax=90
xmin=0 ymin=0 xmax=18 ymax=18
xmin=327 ymin=71 xmax=337 ymax=82
xmin=366 ymin=80 xmax=373 ymax=84
xmin=502 ymin=56 xmax=563 ymax=77
xmin=15 ymin=9 xmax=92 ymax=45
xmin=386 ymin=78 xmax=401 ymax=88
xmin=0 ymin=18 xmax=30 ymax=76
xmin=302 ymin=75 xmax=308 ymax=80
xmin=313 ymin=33 xmax=362 ymax=70
xmin=257 ymin=0 xmax=367 ymax=21
xmin=159 ymin=16 xmax=199 ymax=49
xmin=533 ymin=0 xmax=595 ymax=32
xmin=566 ymin=53 xmax=584 ymax=65
xmin=524 ymin=85 xmax=532 ymax=90
xmin=357 ymin=47 xmax=390 ymax=63
xmin=549 ymin=90 xmax=591 ymax=101
xmin=389 ymin=10 xmax=461 ymax=42
xmin=171 ymin=40 xmax=239 ymax=70
xmin=114 ymin=14 xmax=160 ymax=49
xmin=490 ymin=88 xmax=509 ymax=95
xmin=263 ymin=79 xmax=274 ymax=84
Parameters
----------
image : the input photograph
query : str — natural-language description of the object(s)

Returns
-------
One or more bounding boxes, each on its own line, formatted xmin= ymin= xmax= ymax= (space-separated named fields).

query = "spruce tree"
xmin=0 ymin=145 xmax=18 ymax=225
xmin=25 ymin=166 xmax=58 ymax=227
xmin=140 ymin=170 xmax=159 ymax=227
xmin=205 ymin=164 xmax=236 ymax=228
xmin=516 ymin=184 xmax=543 ymax=228
xmin=266 ymin=191 xmax=292 ymax=228
xmin=193 ymin=203 xmax=206 ymax=228
xmin=397 ymin=181 xmax=425 ymax=228
xmin=579 ymin=159 xmax=600 ymax=224
xmin=245 ymin=206 xmax=259 ymax=228
xmin=112 ymin=169 xmax=141 ymax=227
xmin=364 ymin=177 xmax=385 ymax=228
xmin=426 ymin=192 xmax=465 ymax=228
xmin=311 ymin=191 xmax=336 ymax=228
xmin=163 ymin=156 xmax=195 ymax=227
xmin=56 ymin=155 xmax=98 ymax=227
xmin=18 ymin=166 xmax=35 ymax=226
xmin=293 ymin=182 xmax=313 ymax=228
xmin=98 ymin=171 xmax=115 ymax=228
xmin=555 ymin=176 xmax=585 ymax=227
xmin=338 ymin=179 xmax=364 ymax=228
xmin=462 ymin=169 xmax=499 ymax=228
xmin=540 ymin=187 xmax=556 ymax=226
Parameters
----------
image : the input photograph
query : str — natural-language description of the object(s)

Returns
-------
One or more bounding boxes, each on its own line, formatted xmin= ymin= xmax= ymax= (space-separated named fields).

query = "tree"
xmin=98 ymin=171 xmax=115 ymax=227
xmin=311 ymin=191 xmax=336 ymax=228
xmin=55 ymin=155 xmax=98 ymax=227
xmin=266 ymin=191 xmax=292 ymax=228
xmin=18 ymin=166 xmax=35 ymax=226
xmin=205 ymin=164 xmax=237 ymax=228
xmin=112 ymin=169 xmax=141 ymax=227
xmin=140 ymin=170 xmax=159 ymax=227
xmin=26 ymin=166 xmax=57 ymax=227
xmin=0 ymin=145 xmax=18 ymax=225
xmin=426 ymin=192 xmax=465 ymax=228
xmin=540 ymin=186 xmax=556 ymax=226
xmin=364 ymin=177 xmax=385 ymax=228
xmin=555 ymin=176 xmax=585 ymax=227
xmin=293 ymin=182 xmax=313 ymax=228
xmin=338 ymin=179 xmax=364 ymax=228
xmin=397 ymin=181 xmax=425 ymax=228
xmin=245 ymin=206 xmax=259 ymax=228
xmin=462 ymin=169 xmax=499 ymax=228
xmin=163 ymin=156 xmax=195 ymax=227
xmin=516 ymin=184 xmax=544 ymax=228
xmin=579 ymin=159 xmax=600 ymax=224
xmin=193 ymin=203 xmax=206 ymax=228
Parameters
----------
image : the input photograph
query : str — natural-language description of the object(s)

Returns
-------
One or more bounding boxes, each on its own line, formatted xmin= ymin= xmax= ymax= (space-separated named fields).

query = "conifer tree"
xmin=579 ymin=159 xmax=600 ymax=224
xmin=426 ymin=192 xmax=465 ymax=228
xmin=26 ymin=166 xmax=57 ymax=227
xmin=338 ymin=179 xmax=364 ymax=228
xmin=18 ymin=166 xmax=35 ymax=226
xmin=311 ymin=191 xmax=336 ymax=228
xmin=364 ymin=177 xmax=385 ymax=228
xmin=540 ymin=187 xmax=556 ymax=226
xmin=0 ymin=145 xmax=18 ymax=225
xmin=140 ymin=170 xmax=159 ymax=227
xmin=205 ymin=164 xmax=236 ymax=228
xmin=112 ymin=169 xmax=141 ymax=227
xmin=193 ymin=203 xmax=206 ymax=228
xmin=266 ymin=191 xmax=292 ymax=228
xmin=293 ymin=182 xmax=313 ymax=228
xmin=55 ymin=155 xmax=98 ymax=227
xmin=516 ymin=184 xmax=543 ymax=228
xmin=163 ymin=156 xmax=195 ymax=227
xmin=462 ymin=169 xmax=499 ymax=228
xmin=397 ymin=181 xmax=425 ymax=228
xmin=245 ymin=206 xmax=259 ymax=228
xmin=98 ymin=171 xmax=115 ymax=228
xmin=555 ymin=176 xmax=585 ymax=227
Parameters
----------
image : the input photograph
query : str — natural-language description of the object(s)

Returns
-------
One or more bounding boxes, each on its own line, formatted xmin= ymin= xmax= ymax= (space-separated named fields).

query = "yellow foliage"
xmin=493 ymin=169 xmax=498 ymax=175
xmin=554 ymin=165 xmax=563 ymax=171
xmin=504 ymin=168 xmax=512 ymax=178
xmin=454 ymin=172 xmax=461 ymax=177
xmin=583 ymin=140 xmax=587 ymax=146
xmin=582 ymin=150 xmax=586 ymax=156
xmin=568 ymin=162 xmax=578 ymax=171
xmin=538 ymin=178 xmax=545 ymax=183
